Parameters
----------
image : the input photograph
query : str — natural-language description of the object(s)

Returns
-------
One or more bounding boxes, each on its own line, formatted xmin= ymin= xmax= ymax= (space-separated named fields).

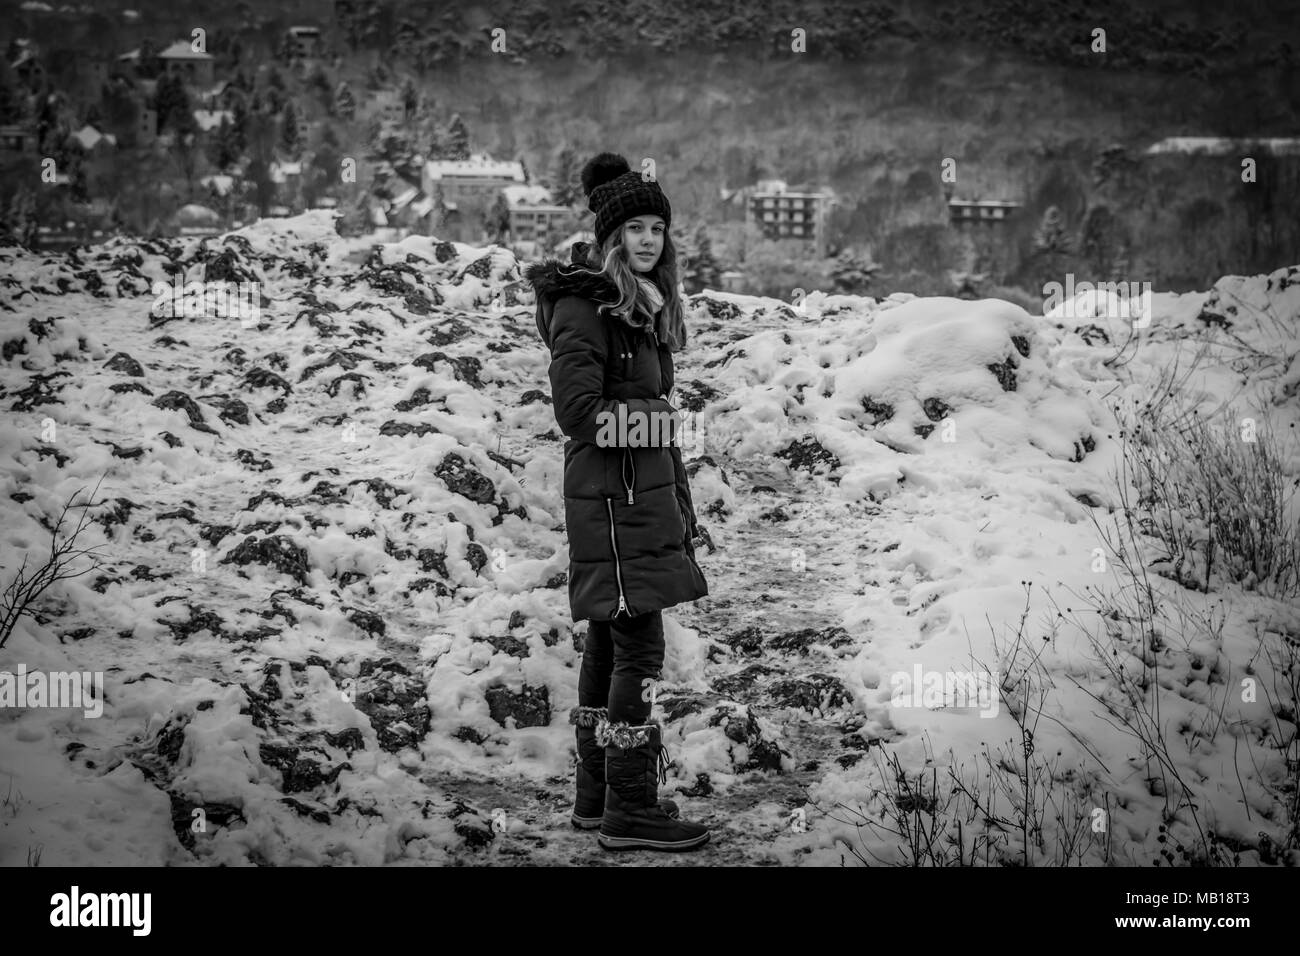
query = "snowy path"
xmin=426 ymin=452 xmax=904 ymax=865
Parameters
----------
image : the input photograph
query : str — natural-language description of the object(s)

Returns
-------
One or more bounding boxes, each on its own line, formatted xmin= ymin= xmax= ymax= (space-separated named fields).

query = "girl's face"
xmin=623 ymin=215 xmax=665 ymax=273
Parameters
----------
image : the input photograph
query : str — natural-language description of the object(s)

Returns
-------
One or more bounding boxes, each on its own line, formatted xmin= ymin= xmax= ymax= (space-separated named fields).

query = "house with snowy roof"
xmin=1144 ymin=136 xmax=1300 ymax=156
xmin=421 ymin=152 xmax=527 ymax=204
xmin=66 ymin=124 xmax=117 ymax=152
xmin=502 ymin=183 xmax=575 ymax=244
xmin=156 ymin=40 xmax=215 ymax=87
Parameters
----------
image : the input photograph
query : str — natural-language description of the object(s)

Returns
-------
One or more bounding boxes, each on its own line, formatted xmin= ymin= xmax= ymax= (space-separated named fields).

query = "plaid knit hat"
xmin=580 ymin=152 xmax=672 ymax=248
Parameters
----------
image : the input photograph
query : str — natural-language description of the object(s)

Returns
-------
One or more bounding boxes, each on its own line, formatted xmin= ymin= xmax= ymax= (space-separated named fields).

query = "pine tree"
xmin=333 ymin=80 xmax=356 ymax=120
xmin=549 ymin=146 xmax=582 ymax=207
xmin=829 ymin=247 xmax=880 ymax=294
xmin=1033 ymin=206 xmax=1070 ymax=256
xmin=279 ymin=100 xmax=302 ymax=157
xmin=401 ymin=77 xmax=418 ymax=120
xmin=208 ymin=115 xmax=240 ymax=170
xmin=679 ymin=222 xmax=722 ymax=294
xmin=444 ymin=113 xmax=469 ymax=160
xmin=485 ymin=191 xmax=511 ymax=244
xmin=155 ymin=72 xmax=196 ymax=137
xmin=228 ymin=94 xmax=249 ymax=156
xmin=1033 ymin=205 xmax=1071 ymax=283
xmin=0 ymin=78 xmax=21 ymax=124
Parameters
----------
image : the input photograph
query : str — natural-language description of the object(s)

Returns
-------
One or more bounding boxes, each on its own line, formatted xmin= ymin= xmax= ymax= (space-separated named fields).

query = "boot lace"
xmin=655 ymin=743 xmax=673 ymax=786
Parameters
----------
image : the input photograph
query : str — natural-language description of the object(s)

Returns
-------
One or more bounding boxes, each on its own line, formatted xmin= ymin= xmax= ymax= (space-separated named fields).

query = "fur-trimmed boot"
xmin=596 ymin=718 xmax=710 ymax=851
xmin=570 ymin=706 xmax=679 ymax=829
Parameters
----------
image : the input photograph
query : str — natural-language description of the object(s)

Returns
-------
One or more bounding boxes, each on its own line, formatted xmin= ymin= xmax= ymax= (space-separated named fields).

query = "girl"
xmin=523 ymin=152 xmax=710 ymax=851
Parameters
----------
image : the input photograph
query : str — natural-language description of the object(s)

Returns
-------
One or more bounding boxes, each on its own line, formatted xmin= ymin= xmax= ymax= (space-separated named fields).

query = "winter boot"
xmin=570 ymin=706 xmax=679 ymax=829
xmin=596 ymin=718 xmax=710 ymax=851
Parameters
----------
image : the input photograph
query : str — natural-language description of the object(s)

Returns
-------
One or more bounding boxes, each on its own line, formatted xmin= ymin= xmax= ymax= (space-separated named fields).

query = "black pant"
xmin=577 ymin=609 xmax=665 ymax=725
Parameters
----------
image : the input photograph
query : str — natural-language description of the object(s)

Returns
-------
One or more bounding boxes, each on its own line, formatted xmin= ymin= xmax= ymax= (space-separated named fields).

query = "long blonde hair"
xmin=572 ymin=224 xmax=688 ymax=353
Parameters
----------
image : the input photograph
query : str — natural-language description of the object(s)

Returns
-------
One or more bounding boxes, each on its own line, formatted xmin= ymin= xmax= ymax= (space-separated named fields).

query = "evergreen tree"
xmin=333 ymin=80 xmax=356 ymax=120
xmin=485 ymin=191 xmax=511 ymax=244
xmin=208 ymin=114 xmax=241 ymax=170
xmin=0 ymin=77 xmax=21 ymax=124
xmin=678 ymin=222 xmax=722 ymax=294
xmin=155 ymin=73 xmax=196 ymax=136
xmin=1033 ymin=205 xmax=1071 ymax=283
xmin=549 ymin=146 xmax=582 ymax=206
xmin=279 ymin=100 xmax=302 ymax=157
xmin=444 ymin=113 xmax=469 ymax=160
xmin=1033 ymin=205 xmax=1071 ymax=256
xmin=5 ymin=188 xmax=37 ymax=246
xmin=829 ymin=246 xmax=880 ymax=294
xmin=401 ymin=77 xmax=418 ymax=119
xmin=228 ymin=94 xmax=250 ymax=156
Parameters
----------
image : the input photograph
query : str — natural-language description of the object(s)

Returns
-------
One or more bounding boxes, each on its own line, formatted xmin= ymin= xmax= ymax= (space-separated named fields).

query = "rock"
xmin=711 ymin=663 xmax=779 ymax=698
xmin=987 ymin=356 xmax=1018 ymax=392
xmin=860 ymin=396 xmax=894 ymax=425
xmin=769 ymin=673 xmax=852 ymax=715
xmin=922 ymin=397 xmax=951 ymax=422
xmin=220 ymin=534 xmax=312 ymax=586
xmin=105 ymin=352 xmax=145 ymax=376
xmin=454 ymin=820 xmax=495 ymax=849
xmin=347 ymin=609 xmax=386 ymax=638
xmin=707 ymin=705 xmax=788 ymax=773
xmin=258 ymin=742 xmax=348 ymax=793
xmin=168 ymin=792 xmax=245 ymax=852
xmin=769 ymin=626 xmax=853 ymax=654
xmin=485 ymin=683 xmax=550 ymax=728
xmin=152 ymin=390 xmax=218 ymax=434
xmin=721 ymin=626 xmax=764 ymax=655
xmin=353 ymin=658 xmax=431 ymax=753
xmin=481 ymin=633 xmax=529 ymax=658
xmin=321 ymin=733 xmax=366 ymax=754
xmin=243 ymin=367 xmax=292 ymax=394
xmin=774 ymin=436 xmax=840 ymax=475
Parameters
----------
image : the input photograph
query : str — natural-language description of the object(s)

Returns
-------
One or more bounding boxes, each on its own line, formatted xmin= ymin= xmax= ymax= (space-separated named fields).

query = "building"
xmin=947 ymin=198 xmax=1021 ymax=226
xmin=509 ymin=202 xmax=573 ymax=243
xmin=365 ymin=89 xmax=405 ymax=125
xmin=1144 ymin=136 xmax=1300 ymax=156
xmin=745 ymin=179 xmax=835 ymax=257
xmin=551 ymin=230 xmax=595 ymax=258
xmin=156 ymin=40 xmax=215 ymax=87
xmin=422 ymin=152 xmax=527 ymax=204
xmin=718 ymin=270 xmax=746 ymax=293
xmin=173 ymin=203 xmax=222 ymax=237
xmin=0 ymin=124 xmax=39 ymax=153
xmin=193 ymin=110 xmax=234 ymax=133
xmin=66 ymin=124 xmax=117 ymax=152
xmin=10 ymin=46 xmax=45 ymax=88
xmin=137 ymin=107 xmax=157 ymax=147
xmin=286 ymin=26 xmax=323 ymax=59
xmin=386 ymin=178 xmax=435 ymax=232
xmin=502 ymin=183 xmax=573 ymax=244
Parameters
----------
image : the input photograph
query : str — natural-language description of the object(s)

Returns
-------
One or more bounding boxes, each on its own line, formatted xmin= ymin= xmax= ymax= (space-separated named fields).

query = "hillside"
xmin=1 ymin=214 xmax=1298 ymax=865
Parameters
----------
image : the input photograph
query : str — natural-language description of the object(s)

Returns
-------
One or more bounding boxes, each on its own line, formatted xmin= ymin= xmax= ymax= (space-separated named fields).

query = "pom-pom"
xmin=580 ymin=152 xmax=630 ymax=197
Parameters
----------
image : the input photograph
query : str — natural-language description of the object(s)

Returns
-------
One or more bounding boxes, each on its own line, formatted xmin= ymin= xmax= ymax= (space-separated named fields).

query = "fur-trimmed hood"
xmin=523 ymin=241 xmax=623 ymax=348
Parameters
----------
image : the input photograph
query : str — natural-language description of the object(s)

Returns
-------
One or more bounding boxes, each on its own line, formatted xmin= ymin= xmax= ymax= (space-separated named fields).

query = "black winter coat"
xmin=524 ymin=250 xmax=709 ymax=623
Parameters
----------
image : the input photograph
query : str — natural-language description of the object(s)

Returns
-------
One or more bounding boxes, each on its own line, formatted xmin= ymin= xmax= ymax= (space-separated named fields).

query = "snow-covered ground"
xmin=1 ymin=213 xmax=1297 ymax=866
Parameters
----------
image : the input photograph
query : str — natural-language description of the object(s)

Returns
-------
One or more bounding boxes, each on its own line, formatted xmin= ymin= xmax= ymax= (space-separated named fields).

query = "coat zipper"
xmin=606 ymin=497 xmax=630 ymax=618
xmin=623 ymin=447 xmax=636 ymax=504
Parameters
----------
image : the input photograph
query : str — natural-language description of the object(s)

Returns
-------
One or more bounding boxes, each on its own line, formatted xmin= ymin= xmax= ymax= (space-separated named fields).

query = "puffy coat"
xmin=524 ymin=248 xmax=709 ymax=623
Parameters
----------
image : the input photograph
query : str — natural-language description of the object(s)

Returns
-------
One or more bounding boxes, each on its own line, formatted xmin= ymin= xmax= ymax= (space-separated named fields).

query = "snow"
xmin=1 ymin=211 xmax=1298 ymax=865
